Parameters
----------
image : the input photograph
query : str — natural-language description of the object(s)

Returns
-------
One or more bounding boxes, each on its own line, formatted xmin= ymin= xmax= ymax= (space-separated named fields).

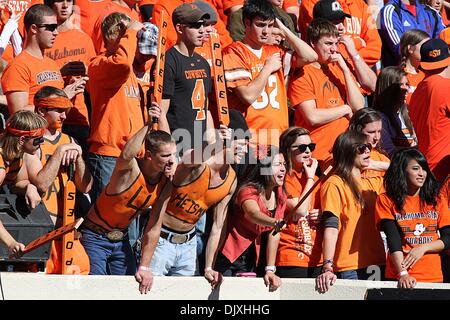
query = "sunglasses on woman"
xmin=293 ymin=143 xmax=316 ymax=153
xmin=355 ymin=143 xmax=372 ymax=154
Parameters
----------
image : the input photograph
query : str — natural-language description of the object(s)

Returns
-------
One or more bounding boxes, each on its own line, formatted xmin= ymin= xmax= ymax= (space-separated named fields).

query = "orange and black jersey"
xmin=91 ymin=173 xmax=168 ymax=230
xmin=166 ymin=164 xmax=236 ymax=225
xmin=38 ymin=132 xmax=73 ymax=217
xmin=162 ymin=47 xmax=212 ymax=149
xmin=0 ymin=154 xmax=23 ymax=186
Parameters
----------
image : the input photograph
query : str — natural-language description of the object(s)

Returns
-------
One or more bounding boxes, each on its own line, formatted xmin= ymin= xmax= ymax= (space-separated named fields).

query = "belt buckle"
xmin=171 ymin=234 xmax=188 ymax=244
xmin=106 ymin=229 xmax=124 ymax=242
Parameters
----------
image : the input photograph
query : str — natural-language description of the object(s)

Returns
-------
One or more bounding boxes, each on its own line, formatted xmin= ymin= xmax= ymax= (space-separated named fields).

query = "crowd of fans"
xmin=0 ymin=0 xmax=448 ymax=294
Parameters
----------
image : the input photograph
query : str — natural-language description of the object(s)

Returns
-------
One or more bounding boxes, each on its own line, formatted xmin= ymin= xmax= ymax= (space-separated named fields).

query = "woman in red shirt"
xmin=375 ymin=148 xmax=450 ymax=288
xmin=216 ymin=144 xmax=286 ymax=291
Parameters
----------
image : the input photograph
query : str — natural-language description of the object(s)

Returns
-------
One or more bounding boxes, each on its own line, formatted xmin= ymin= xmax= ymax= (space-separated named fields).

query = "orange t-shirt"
xmin=320 ymin=175 xmax=386 ymax=271
xmin=1 ymin=51 xmax=64 ymax=113
xmin=361 ymin=148 xmax=390 ymax=179
xmin=87 ymin=29 xmax=145 ymax=157
xmin=405 ymin=70 xmax=425 ymax=105
xmin=90 ymin=1 xmax=141 ymax=54
xmin=298 ymin=0 xmax=381 ymax=66
xmin=409 ymin=74 xmax=450 ymax=182
xmin=75 ymin=0 xmax=110 ymax=37
xmin=166 ymin=164 xmax=236 ymax=225
xmin=45 ymin=28 xmax=96 ymax=127
xmin=223 ymin=41 xmax=288 ymax=146
xmin=375 ymin=193 xmax=450 ymax=282
xmin=287 ymin=63 xmax=350 ymax=162
xmin=277 ymin=170 xmax=323 ymax=268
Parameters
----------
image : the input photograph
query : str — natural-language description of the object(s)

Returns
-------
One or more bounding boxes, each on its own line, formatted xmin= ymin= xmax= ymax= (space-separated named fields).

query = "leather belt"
xmin=82 ymin=219 xmax=127 ymax=242
xmin=160 ymin=228 xmax=196 ymax=244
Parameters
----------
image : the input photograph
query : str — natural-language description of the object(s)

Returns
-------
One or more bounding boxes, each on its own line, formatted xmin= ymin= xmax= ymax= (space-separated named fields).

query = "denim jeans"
xmin=80 ymin=228 xmax=136 ymax=275
xmin=88 ymin=153 xmax=117 ymax=204
xmin=337 ymin=266 xmax=385 ymax=280
xmin=150 ymin=233 xmax=197 ymax=276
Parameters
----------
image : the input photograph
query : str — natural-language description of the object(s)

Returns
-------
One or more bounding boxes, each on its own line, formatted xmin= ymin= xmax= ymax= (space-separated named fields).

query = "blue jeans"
xmin=150 ymin=232 xmax=197 ymax=276
xmin=80 ymin=228 xmax=136 ymax=275
xmin=337 ymin=266 xmax=384 ymax=280
xmin=88 ymin=153 xmax=117 ymax=204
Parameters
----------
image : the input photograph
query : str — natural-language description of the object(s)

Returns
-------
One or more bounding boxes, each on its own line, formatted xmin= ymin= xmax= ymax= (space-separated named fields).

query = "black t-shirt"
xmin=163 ymin=47 xmax=212 ymax=151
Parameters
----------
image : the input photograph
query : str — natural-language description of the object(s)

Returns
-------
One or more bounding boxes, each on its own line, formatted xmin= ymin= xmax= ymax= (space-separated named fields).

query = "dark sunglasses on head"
xmin=36 ymin=23 xmax=58 ymax=32
xmin=186 ymin=21 xmax=205 ymax=29
xmin=355 ymin=143 xmax=372 ymax=154
xmin=294 ymin=143 xmax=316 ymax=153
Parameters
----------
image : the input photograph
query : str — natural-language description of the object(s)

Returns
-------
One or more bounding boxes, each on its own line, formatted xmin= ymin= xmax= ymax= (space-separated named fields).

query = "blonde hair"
xmin=1 ymin=111 xmax=47 ymax=162
xmin=101 ymin=12 xmax=131 ymax=44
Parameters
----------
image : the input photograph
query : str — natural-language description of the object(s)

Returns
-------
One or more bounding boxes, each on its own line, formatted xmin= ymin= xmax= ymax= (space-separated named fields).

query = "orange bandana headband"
xmin=34 ymin=96 xmax=73 ymax=109
xmin=5 ymin=122 xmax=46 ymax=137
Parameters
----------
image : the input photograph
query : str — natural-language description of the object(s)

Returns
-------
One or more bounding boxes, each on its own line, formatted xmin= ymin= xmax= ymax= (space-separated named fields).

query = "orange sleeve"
xmin=357 ymin=2 xmax=381 ymax=67
xmin=320 ymin=177 xmax=344 ymax=219
xmin=1 ymin=62 xmax=30 ymax=94
xmin=223 ymin=47 xmax=251 ymax=89
xmin=87 ymin=29 xmax=137 ymax=89
xmin=374 ymin=193 xmax=396 ymax=228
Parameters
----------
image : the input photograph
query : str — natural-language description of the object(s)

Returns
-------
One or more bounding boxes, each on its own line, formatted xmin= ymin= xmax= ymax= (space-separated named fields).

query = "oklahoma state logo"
xmin=429 ymin=50 xmax=441 ymax=58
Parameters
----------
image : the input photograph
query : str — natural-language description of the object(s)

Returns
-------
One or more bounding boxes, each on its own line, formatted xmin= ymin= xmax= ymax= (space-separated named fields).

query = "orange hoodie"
xmin=87 ymin=29 xmax=145 ymax=157
xmin=299 ymin=0 xmax=381 ymax=67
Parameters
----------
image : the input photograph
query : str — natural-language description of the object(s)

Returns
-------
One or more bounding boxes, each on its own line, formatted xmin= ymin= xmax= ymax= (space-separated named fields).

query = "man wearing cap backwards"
xmin=160 ymin=3 xmax=214 ymax=155
xmin=312 ymin=0 xmax=377 ymax=93
xmin=136 ymin=110 xmax=251 ymax=294
xmin=409 ymin=38 xmax=450 ymax=182
xmin=223 ymin=0 xmax=317 ymax=147
xmin=34 ymin=86 xmax=93 ymax=274
xmin=299 ymin=0 xmax=381 ymax=68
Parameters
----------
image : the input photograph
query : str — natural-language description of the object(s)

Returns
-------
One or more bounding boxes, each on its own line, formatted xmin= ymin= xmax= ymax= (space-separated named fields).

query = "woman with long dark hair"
xmin=276 ymin=127 xmax=323 ymax=278
xmin=399 ymin=29 xmax=429 ymax=104
xmin=348 ymin=108 xmax=390 ymax=178
xmin=372 ymin=66 xmax=417 ymax=157
xmin=375 ymin=148 xmax=450 ymax=288
xmin=316 ymin=131 xmax=386 ymax=293
xmin=215 ymin=144 xmax=286 ymax=291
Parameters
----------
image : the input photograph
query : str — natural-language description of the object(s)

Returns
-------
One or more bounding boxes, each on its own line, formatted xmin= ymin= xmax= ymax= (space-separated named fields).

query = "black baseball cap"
xmin=313 ymin=0 xmax=351 ymax=22
xmin=420 ymin=38 xmax=450 ymax=70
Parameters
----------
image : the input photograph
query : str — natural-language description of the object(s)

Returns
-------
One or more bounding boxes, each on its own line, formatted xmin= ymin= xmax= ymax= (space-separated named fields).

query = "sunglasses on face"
xmin=28 ymin=136 xmax=45 ymax=146
xmin=36 ymin=23 xmax=58 ymax=32
xmin=293 ymin=143 xmax=316 ymax=153
xmin=185 ymin=21 xmax=205 ymax=29
xmin=355 ymin=143 xmax=372 ymax=154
